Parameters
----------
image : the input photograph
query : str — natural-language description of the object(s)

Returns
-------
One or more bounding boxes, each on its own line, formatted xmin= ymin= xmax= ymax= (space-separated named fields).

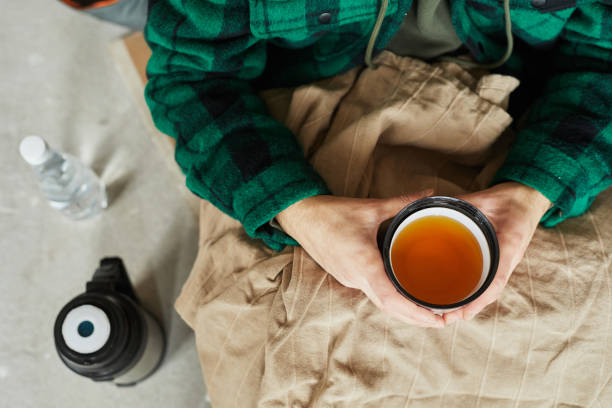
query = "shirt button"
xmin=531 ymin=0 xmax=546 ymax=7
xmin=318 ymin=12 xmax=332 ymax=24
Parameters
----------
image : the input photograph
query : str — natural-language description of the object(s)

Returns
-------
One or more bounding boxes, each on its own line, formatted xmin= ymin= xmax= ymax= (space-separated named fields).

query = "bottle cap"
xmin=19 ymin=135 xmax=51 ymax=165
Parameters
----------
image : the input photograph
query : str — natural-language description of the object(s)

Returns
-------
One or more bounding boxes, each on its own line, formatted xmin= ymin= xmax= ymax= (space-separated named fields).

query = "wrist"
xmin=505 ymin=182 xmax=552 ymax=218
xmin=275 ymin=195 xmax=324 ymax=239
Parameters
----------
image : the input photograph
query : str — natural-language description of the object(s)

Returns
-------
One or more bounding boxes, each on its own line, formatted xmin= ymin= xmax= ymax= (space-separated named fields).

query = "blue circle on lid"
xmin=77 ymin=320 xmax=94 ymax=337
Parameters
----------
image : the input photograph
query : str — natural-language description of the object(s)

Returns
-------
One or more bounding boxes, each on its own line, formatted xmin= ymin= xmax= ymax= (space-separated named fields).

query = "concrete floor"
xmin=0 ymin=2 xmax=210 ymax=407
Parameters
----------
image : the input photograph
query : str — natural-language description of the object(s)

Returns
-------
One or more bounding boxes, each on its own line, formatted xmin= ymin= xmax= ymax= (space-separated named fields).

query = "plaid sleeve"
xmin=493 ymin=3 xmax=612 ymax=226
xmin=144 ymin=0 xmax=329 ymax=250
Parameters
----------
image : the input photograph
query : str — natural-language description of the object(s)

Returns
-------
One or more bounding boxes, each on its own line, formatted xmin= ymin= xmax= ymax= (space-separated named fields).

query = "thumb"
xmin=377 ymin=189 xmax=434 ymax=221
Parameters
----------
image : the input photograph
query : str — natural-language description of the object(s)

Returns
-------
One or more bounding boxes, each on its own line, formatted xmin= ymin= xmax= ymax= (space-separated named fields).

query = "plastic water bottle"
xmin=19 ymin=135 xmax=108 ymax=220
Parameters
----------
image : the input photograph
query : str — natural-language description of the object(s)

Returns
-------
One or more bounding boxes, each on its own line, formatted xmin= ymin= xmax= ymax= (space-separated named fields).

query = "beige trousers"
xmin=176 ymin=52 xmax=612 ymax=408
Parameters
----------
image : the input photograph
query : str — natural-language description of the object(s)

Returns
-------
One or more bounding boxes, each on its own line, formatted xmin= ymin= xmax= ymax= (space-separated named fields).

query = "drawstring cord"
xmin=364 ymin=0 xmax=514 ymax=70
xmin=364 ymin=0 xmax=389 ymax=69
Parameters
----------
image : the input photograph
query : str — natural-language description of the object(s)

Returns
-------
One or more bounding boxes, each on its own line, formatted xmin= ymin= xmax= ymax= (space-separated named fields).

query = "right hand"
xmin=275 ymin=192 xmax=445 ymax=328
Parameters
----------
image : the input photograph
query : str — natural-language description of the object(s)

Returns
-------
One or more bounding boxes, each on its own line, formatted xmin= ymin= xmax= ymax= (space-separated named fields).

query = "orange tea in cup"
xmin=381 ymin=196 xmax=499 ymax=311
xmin=390 ymin=215 xmax=483 ymax=305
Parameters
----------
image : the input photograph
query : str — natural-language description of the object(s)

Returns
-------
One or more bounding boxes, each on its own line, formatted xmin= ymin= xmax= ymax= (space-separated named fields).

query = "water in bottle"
xmin=19 ymin=135 xmax=108 ymax=220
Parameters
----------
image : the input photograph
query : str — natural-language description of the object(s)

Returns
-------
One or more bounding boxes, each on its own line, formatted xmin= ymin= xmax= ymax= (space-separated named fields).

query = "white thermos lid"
xmin=61 ymin=304 xmax=111 ymax=354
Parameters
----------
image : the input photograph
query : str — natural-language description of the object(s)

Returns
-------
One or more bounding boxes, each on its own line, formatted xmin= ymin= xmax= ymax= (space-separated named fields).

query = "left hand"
xmin=443 ymin=182 xmax=551 ymax=324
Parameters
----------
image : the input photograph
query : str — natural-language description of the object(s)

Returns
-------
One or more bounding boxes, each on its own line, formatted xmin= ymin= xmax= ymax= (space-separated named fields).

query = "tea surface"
xmin=390 ymin=215 xmax=483 ymax=305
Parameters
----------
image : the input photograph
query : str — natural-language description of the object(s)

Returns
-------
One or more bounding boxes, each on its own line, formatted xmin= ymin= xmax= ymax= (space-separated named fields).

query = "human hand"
xmin=443 ymin=182 xmax=551 ymax=324
xmin=276 ymin=192 xmax=445 ymax=328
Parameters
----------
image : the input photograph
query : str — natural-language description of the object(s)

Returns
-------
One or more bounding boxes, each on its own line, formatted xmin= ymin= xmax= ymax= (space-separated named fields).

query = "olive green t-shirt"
xmin=385 ymin=0 xmax=463 ymax=59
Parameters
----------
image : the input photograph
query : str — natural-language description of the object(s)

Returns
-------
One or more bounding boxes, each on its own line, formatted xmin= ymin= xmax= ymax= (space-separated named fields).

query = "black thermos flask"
xmin=53 ymin=257 xmax=165 ymax=386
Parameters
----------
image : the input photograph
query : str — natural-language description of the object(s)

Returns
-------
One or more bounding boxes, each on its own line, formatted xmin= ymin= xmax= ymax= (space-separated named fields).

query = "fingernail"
xmin=445 ymin=314 xmax=458 ymax=325
xmin=421 ymin=189 xmax=434 ymax=196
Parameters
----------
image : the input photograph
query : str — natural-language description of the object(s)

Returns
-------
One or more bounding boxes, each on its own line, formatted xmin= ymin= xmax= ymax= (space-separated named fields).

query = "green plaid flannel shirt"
xmin=145 ymin=0 xmax=612 ymax=251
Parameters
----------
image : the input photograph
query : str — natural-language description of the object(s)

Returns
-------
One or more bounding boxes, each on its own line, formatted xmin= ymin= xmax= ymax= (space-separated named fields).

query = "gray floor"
xmin=0 ymin=2 xmax=210 ymax=407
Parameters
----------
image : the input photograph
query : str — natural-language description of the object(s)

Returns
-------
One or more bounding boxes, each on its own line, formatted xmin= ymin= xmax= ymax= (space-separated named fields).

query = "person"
xmin=143 ymin=0 xmax=612 ymax=328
